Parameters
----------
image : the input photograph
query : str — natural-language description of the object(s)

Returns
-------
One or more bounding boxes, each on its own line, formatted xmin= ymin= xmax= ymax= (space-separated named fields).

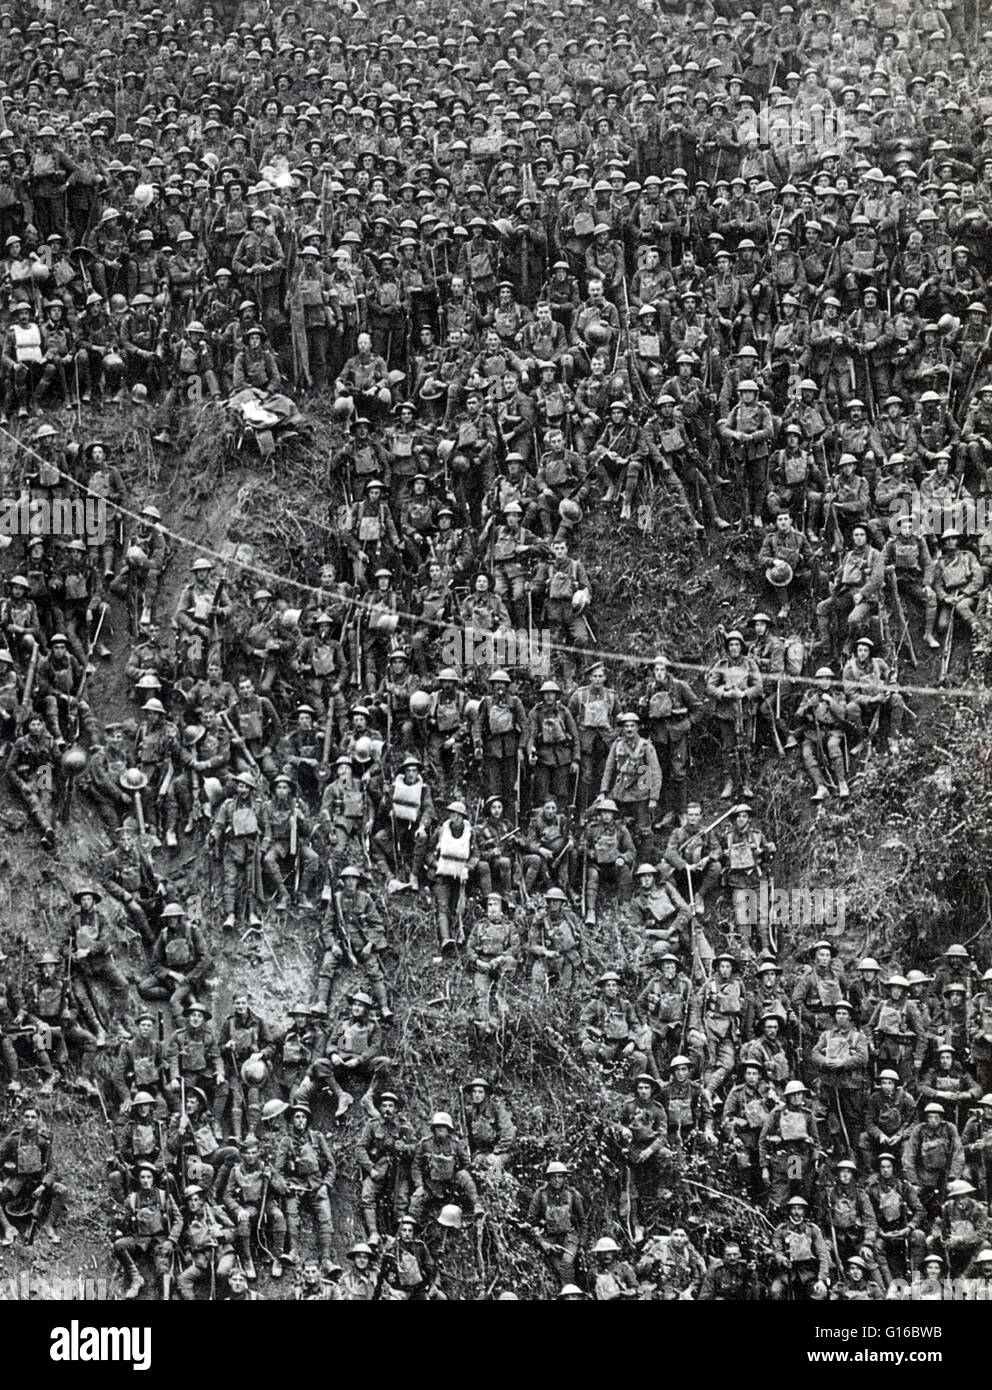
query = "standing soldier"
xmin=319 ymin=866 xmax=391 ymax=1018
xmin=525 ymin=680 xmax=580 ymax=809
xmin=638 ymin=655 xmax=701 ymax=817
xmin=526 ymin=889 xmax=585 ymax=994
xmin=471 ymin=671 xmax=527 ymax=816
xmin=812 ymin=999 xmax=870 ymax=1159
xmin=706 ymin=630 xmax=762 ymax=801
xmin=758 ymin=1079 xmax=821 ymax=1212
xmin=209 ymin=773 xmax=267 ymax=931
xmin=600 ymin=712 xmax=661 ymax=857
xmin=568 ymin=661 xmax=618 ymax=817
xmin=465 ymin=893 xmax=519 ymax=1033
xmin=581 ymin=797 xmax=636 ymax=927
xmin=273 ymin=1102 xmax=336 ymax=1276
xmin=112 ymin=1163 xmax=182 ymax=1300
xmin=356 ymin=1091 xmax=416 ymax=1243
xmin=525 ymin=1160 xmax=587 ymax=1285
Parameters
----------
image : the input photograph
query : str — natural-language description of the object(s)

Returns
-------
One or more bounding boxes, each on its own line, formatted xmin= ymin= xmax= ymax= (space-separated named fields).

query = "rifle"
xmin=290 ymin=803 xmax=301 ymax=899
xmin=69 ymin=602 xmax=108 ymax=739
xmin=15 ymin=641 xmax=40 ymax=732
xmin=219 ymin=710 xmax=261 ymax=775
xmin=209 ymin=574 xmax=226 ymax=669
xmin=888 ymin=570 xmax=917 ymax=668
xmin=939 ymin=597 xmax=956 ymax=682
xmin=332 ymin=891 xmax=359 ymax=967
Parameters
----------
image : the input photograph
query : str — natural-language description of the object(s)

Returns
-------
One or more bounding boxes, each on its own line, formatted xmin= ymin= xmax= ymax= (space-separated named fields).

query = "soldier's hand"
xmin=32 ymin=1184 xmax=46 ymax=1200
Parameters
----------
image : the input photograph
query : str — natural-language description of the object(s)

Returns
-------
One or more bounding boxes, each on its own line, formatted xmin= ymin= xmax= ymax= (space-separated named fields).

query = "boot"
xmin=271 ymin=1257 xmax=283 ymax=1279
xmin=720 ymin=777 xmax=734 ymax=800
xmin=811 ymin=784 xmax=830 ymax=801
xmin=121 ymin=1255 xmax=144 ymax=1300
xmin=242 ymin=1256 xmax=256 ymax=1280
xmin=223 ymin=913 xmax=235 ymax=931
xmin=334 ymin=1090 xmax=354 ymax=1119
xmin=837 ymin=780 xmax=850 ymax=798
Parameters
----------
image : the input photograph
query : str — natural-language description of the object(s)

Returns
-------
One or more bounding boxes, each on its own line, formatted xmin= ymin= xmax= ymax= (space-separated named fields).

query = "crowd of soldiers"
xmin=1 ymin=0 xmax=992 ymax=1302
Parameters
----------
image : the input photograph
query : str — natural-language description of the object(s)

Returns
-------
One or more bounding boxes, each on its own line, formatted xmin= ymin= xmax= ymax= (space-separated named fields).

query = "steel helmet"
xmin=131 ymin=1091 xmax=156 ymax=1106
xmin=409 ymin=689 xmax=432 ymax=717
xmin=431 ymin=1112 xmax=455 ymax=1129
xmin=592 ymin=1237 xmax=620 ymax=1254
xmin=546 ymin=1161 xmax=569 ymax=1175
xmin=438 ymin=1204 xmax=463 ymax=1228
xmin=240 ymin=1056 xmax=268 ymax=1085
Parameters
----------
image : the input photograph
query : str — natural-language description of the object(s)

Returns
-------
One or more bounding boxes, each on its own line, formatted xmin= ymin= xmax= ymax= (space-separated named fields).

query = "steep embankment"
xmin=1 ymin=406 xmax=989 ymax=1299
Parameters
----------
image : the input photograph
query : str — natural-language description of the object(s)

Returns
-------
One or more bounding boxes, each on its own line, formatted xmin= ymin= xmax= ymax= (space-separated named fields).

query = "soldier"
xmin=5 ymin=711 xmax=56 ymax=848
xmin=722 ymin=1060 xmax=777 ymax=1198
xmin=812 ymin=999 xmax=870 ymax=1159
xmin=409 ymin=1112 xmax=479 ymax=1224
xmin=462 ymin=1077 xmax=515 ymax=1177
xmin=176 ymin=1184 xmax=237 ymax=1301
xmin=861 ymin=1069 xmax=919 ymax=1172
xmin=356 ymin=1090 xmax=416 ymax=1243
xmin=112 ymin=1162 xmax=182 ymax=1300
xmin=866 ymin=1152 xmax=927 ymax=1287
xmin=520 ymin=798 xmax=572 ymax=896
xmin=580 ymin=971 xmax=647 ymax=1072
xmin=217 ymin=995 xmax=272 ymax=1143
xmin=465 ymin=892 xmax=520 ymax=1032
xmin=526 ymin=1161 xmax=587 ymax=1285
xmin=380 ymin=1214 xmax=438 ymax=1301
xmin=320 ymin=866 xmax=391 ymax=1017
xmin=430 ymin=800 xmax=477 ymax=953
xmin=759 ymin=1079 xmax=821 ymax=1212
xmin=261 ymin=773 xmax=319 ymax=912
xmin=223 ymin=1134 xmax=286 ymax=1283
xmin=869 ymin=976 xmax=926 ymax=1085
xmin=471 ymin=670 xmax=526 ymax=816
xmin=567 ymin=661 xmax=618 ymax=817
xmin=769 ymin=1195 xmax=830 ymax=1300
xmin=637 ymin=655 xmax=701 ymax=817
xmin=815 ymin=524 xmax=885 ymax=656
xmin=208 ymin=772 xmax=266 ymax=932
xmin=525 ymin=680 xmax=580 ymax=809
xmin=296 ymin=990 xmax=390 ymax=1119
xmin=600 ymin=711 xmax=661 ymax=855
xmin=581 ymin=797 xmax=636 ymax=927
xmin=137 ymin=902 xmax=211 ymax=1025
xmin=706 ymin=630 xmax=761 ymax=801
xmin=618 ymin=1073 xmax=670 ymax=1240
xmin=0 ymin=1103 xmax=67 ymax=1247
xmin=526 ymin=888 xmax=585 ymax=994
xmin=841 ymin=637 xmax=908 ymax=756
xmin=273 ymin=1102 xmax=336 ymax=1276
xmin=166 ymin=999 xmax=227 ymax=1133
xmin=627 ymin=862 xmax=694 ymax=971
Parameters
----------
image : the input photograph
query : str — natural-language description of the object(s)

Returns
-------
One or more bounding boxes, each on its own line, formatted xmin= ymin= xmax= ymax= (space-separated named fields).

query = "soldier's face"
xmin=470 ymin=1087 xmax=486 ymax=1104
xmin=603 ymin=981 xmax=619 ymax=1000
xmin=138 ymin=1019 xmax=153 ymax=1038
